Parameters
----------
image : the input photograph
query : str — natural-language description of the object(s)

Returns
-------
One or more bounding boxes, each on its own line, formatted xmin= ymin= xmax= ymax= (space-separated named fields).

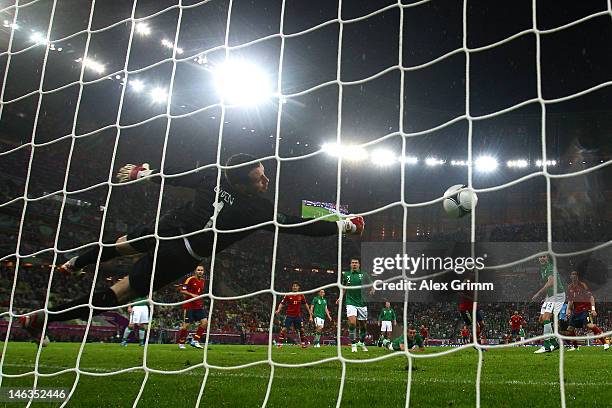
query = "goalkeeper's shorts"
xmin=126 ymin=225 xmax=182 ymax=253
xmin=128 ymin=238 xmax=201 ymax=296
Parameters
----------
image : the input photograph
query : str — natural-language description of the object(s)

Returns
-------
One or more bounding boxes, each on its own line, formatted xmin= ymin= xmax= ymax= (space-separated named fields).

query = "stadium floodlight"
xmin=507 ymin=159 xmax=528 ymax=168
xmin=535 ymin=159 xmax=556 ymax=167
xmin=129 ymin=79 xmax=145 ymax=92
xmin=161 ymin=38 xmax=183 ymax=55
xmin=135 ymin=22 xmax=151 ymax=36
xmin=3 ymin=20 xmax=19 ymax=29
xmin=78 ymin=57 xmax=105 ymax=74
xmin=370 ymin=149 xmax=397 ymax=167
xmin=321 ymin=143 xmax=367 ymax=162
xmin=212 ymin=59 xmax=271 ymax=105
xmin=345 ymin=145 xmax=368 ymax=161
xmin=149 ymin=87 xmax=168 ymax=103
xmin=425 ymin=157 xmax=444 ymax=166
xmin=399 ymin=155 xmax=418 ymax=165
xmin=475 ymin=155 xmax=498 ymax=173
xmin=195 ymin=55 xmax=207 ymax=65
xmin=450 ymin=160 xmax=469 ymax=166
xmin=30 ymin=32 xmax=48 ymax=45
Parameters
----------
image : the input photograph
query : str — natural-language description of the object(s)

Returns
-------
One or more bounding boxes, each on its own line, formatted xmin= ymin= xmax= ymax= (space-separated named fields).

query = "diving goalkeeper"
xmin=20 ymin=154 xmax=364 ymax=342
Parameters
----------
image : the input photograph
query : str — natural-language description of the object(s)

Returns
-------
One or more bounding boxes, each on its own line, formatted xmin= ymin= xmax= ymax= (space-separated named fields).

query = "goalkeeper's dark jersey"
xmin=149 ymin=167 xmax=338 ymax=257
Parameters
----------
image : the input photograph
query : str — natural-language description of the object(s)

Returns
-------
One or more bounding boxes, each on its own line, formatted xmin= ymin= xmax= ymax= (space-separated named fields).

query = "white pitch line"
xmin=2 ymin=363 xmax=611 ymax=387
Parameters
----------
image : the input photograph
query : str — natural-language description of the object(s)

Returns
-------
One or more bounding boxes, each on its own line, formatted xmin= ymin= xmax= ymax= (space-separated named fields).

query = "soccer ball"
xmin=443 ymin=184 xmax=477 ymax=218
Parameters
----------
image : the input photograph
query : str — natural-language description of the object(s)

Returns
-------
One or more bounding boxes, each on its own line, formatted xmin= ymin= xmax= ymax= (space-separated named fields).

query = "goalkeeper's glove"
xmin=116 ymin=163 xmax=154 ymax=183
xmin=337 ymin=216 xmax=364 ymax=235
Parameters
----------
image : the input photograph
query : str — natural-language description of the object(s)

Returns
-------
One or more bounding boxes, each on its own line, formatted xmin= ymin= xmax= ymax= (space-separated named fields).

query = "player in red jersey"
xmin=564 ymin=270 xmax=605 ymax=351
xmin=458 ymin=281 xmax=486 ymax=347
xmin=419 ymin=325 xmax=429 ymax=347
xmin=460 ymin=325 xmax=470 ymax=345
xmin=508 ymin=311 xmax=524 ymax=343
xmin=275 ymin=281 xmax=312 ymax=348
xmin=177 ymin=265 xmax=208 ymax=349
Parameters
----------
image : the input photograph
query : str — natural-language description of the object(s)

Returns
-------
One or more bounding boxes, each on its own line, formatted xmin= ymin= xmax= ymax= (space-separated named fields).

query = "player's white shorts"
xmin=314 ymin=317 xmax=325 ymax=327
xmin=346 ymin=305 xmax=367 ymax=321
xmin=540 ymin=293 xmax=566 ymax=315
xmin=129 ymin=305 xmax=150 ymax=324
xmin=380 ymin=321 xmax=392 ymax=332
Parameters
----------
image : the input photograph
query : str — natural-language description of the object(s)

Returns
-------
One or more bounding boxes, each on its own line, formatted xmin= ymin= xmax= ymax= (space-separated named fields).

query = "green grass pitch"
xmin=0 ymin=342 xmax=610 ymax=407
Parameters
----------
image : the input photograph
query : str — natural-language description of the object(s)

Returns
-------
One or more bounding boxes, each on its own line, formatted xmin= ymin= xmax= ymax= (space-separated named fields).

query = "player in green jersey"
xmin=377 ymin=301 xmax=397 ymax=346
xmin=519 ymin=326 xmax=526 ymax=345
xmin=337 ymin=257 xmax=373 ymax=352
xmin=121 ymin=297 xmax=149 ymax=346
xmin=310 ymin=289 xmax=332 ymax=348
xmin=382 ymin=327 xmax=425 ymax=352
xmin=531 ymin=255 xmax=565 ymax=353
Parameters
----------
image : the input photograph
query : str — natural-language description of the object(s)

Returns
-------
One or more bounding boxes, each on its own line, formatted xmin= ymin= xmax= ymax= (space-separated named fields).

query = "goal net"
xmin=0 ymin=0 xmax=611 ymax=406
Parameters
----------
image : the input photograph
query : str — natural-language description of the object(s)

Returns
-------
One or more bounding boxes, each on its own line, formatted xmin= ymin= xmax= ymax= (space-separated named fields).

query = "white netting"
xmin=0 ymin=0 xmax=611 ymax=407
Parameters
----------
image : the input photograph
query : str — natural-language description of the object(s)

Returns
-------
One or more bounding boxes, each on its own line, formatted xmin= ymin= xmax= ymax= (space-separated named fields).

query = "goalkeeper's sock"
xmin=73 ymin=246 xmax=121 ymax=270
xmin=47 ymin=288 xmax=119 ymax=322
xmin=122 ymin=327 xmax=132 ymax=341
xmin=349 ymin=325 xmax=356 ymax=343
xmin=194 ymin=325 xmax=205 ymax=342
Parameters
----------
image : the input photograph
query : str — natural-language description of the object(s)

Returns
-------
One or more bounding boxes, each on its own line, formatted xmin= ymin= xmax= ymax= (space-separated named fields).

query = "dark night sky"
xmin=0 ymin=0 xmax=610 ymax=236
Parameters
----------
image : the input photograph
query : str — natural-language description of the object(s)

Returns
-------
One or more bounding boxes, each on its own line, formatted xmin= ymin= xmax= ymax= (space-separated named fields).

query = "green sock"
xmin=122 ymin=327 xmax=131 ymax=341
xmin=349 ymin=325 xmax=356 ymax=343
xmin=360 ymin=330 xmax=366 ymax=344
xmin=139 ymin=329 xmax=145 ymax=343
xmin=314 ymin=333 xmax=321 ymax=345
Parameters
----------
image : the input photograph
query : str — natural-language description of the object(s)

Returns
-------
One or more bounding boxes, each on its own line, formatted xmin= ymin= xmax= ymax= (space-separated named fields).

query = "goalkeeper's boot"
xmin=56 ymin=257 xmax=86 ymax=278
xmin=351 ymin=343 xmax=357 ymax=353
xmin=19 ymin=312 xmax=50 ymax=347
xmin=190 ymin=340 xmax=204 ymax=349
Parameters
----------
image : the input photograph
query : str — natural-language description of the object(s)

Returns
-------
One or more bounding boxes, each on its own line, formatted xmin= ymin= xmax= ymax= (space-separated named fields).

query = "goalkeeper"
xmin=20 ymin=154 xmax=364 ymax=341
